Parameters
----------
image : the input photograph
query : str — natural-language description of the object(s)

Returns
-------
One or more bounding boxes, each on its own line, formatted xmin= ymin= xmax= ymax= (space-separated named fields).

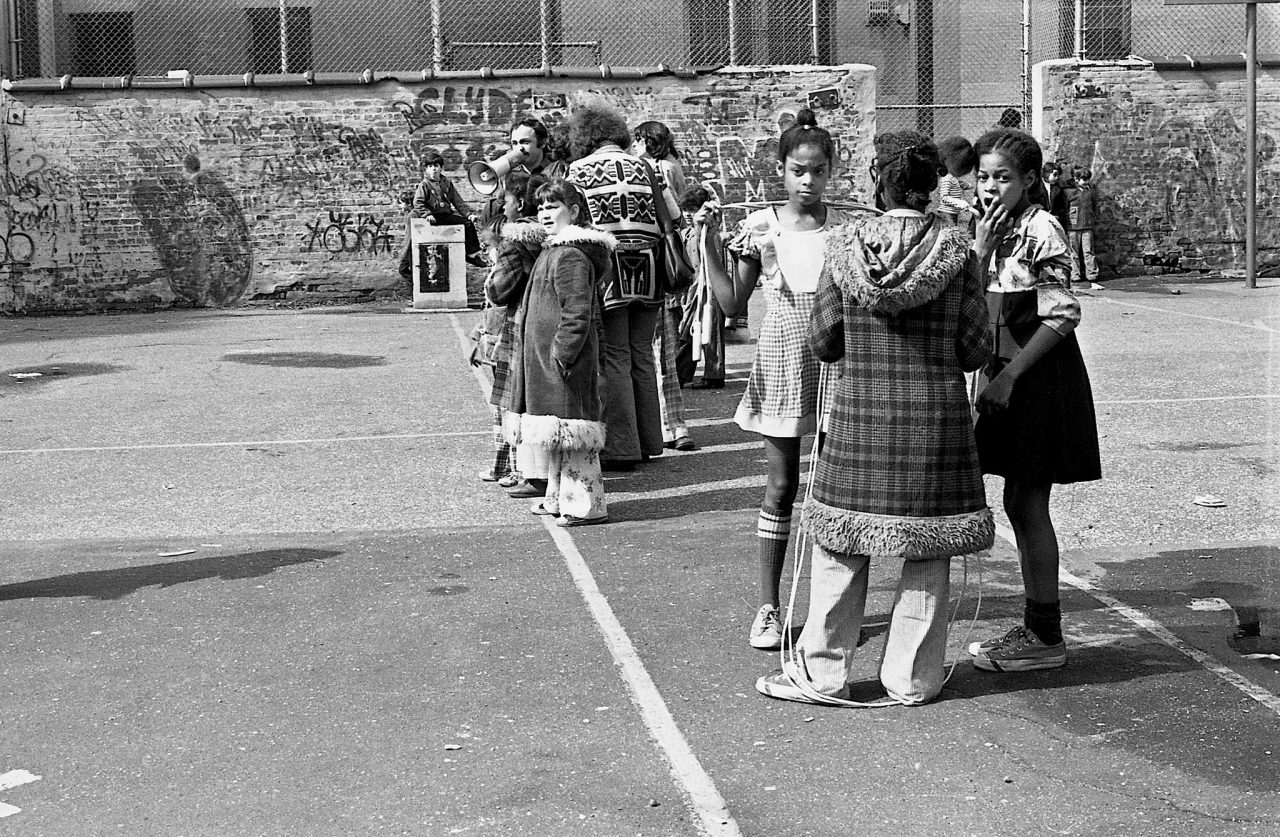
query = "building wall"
xmin=1036 ymin=59 xmax=1280 ymax=277
xmin=0 ymin=65 xmax=875 ymax=313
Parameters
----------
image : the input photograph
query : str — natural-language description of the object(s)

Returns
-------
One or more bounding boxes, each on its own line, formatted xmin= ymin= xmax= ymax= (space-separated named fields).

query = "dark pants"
xmin=600 ymin=302 xmax=664 ymax=461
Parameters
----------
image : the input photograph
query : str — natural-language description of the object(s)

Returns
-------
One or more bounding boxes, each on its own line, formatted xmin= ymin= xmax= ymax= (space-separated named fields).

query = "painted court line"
xmin=451 ymin=311 xmax=741 ymax=834
xmin=1095 ymin=394 xmax=1280 ymax=406
xmin=994 ymin=523 xmax=1280 ymax=718
xmin=543 ymin=521 xmax=742 ymax=836
xmin=0 ymin=431 xmax=487 ymax=456
xmin=1095 ymin=295 xmax=1280 ymax=334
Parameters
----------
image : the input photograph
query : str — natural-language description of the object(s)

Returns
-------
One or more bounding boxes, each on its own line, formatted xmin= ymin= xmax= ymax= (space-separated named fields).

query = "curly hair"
xmin=873 ymin=131 xmax=940 ymax=212
xmin=777 ymin=108 xmax=835 ymax=164
xmin=534 ymin=177 xmax=592 ymax=227
xmin=633 ymin=120 xmax=679 ymax=161
xmin=973 ymin=129 xmax=1043 ymax=181
xmin=937 ymin=135 xmax=977 ymax=177
xmin=567 ymin=104 xmax=631 ymax=161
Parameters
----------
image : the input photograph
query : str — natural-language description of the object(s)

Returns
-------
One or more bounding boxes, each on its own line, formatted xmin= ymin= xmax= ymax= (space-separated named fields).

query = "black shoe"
xmin=600 ymin=459 xmax=637 ymax=472
xmin=465 ymin=253 xmax=489 ymax=268
xmin=690 ymin=378 xmax=725 ymax=389
xmin=508 ymin=479 xmax=547 ymax=498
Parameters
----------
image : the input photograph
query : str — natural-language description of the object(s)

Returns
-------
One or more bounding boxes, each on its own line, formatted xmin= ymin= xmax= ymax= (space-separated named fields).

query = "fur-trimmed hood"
xmin=824 ymin=213 xmax=970 ymax=316
xmin=544 ymin=225 xmax=617 ymax=279
xmin=501 ymin=219 xmax=547 ymax=245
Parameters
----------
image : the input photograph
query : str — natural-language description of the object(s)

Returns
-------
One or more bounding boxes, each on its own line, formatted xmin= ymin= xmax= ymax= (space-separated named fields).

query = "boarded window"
xmin=247 ymin=6 xmax=313 ymax=74
xmin=69 ymin=12 xmax=136 ymax=76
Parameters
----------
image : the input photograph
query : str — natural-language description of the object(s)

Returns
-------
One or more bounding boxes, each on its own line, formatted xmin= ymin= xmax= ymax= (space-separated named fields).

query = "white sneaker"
xmin=749 ymin=604 xmax=783 ymax=650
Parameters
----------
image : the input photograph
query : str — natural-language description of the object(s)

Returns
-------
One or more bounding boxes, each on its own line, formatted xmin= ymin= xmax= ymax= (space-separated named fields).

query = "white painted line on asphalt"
xmin=994 ymin=523 xmax=1280 ymax=718
xmin=0 ymin=431 xmax=488 ymax=455
xmin=0 ymin=803 xmax=20 ymax=818
xmin=448 ymin=313 xmax=496 ymax=398
xmin=542 ymin=520 xmax=742 ymax=836
xmin=1095 ymin=394 xmax=1280 ymax=406
xmin=1094 ymin=296 xmax=1280 ymax=334
xmin=449 ymin=312 xmax=741 ymax=834
xmin=0 ymin=770 xmax=40 ymax=791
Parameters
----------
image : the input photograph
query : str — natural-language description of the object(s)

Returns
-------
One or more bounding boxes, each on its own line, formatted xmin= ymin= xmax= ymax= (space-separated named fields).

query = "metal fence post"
xmin=540 ymin=0 xmax=550 ymax=68
xmin=727 ymin=0 xmax=738 ymax=66
xmin=431 ymin=0 xmax=444 ymax=72
xmin=1022 ymin=0 xmax=1032 ymax=127
xmin=1246 ymin=1 xmax=1258 ymax=288
xmin=810 ymin=0 xmax=820 ymax=64
xmin=278 ymin=0 xmax=289 ymax=73
xmin=1075 ymin=0 xmax=1085 ymax=59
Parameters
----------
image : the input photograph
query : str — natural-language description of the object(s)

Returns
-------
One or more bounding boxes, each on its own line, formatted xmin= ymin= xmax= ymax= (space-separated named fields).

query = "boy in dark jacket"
xmin=402 ymin=153 xmax=486 ymax=271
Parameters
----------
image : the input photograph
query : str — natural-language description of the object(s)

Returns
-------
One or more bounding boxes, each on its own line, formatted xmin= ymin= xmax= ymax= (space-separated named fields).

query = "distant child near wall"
xmin=1040 ymin=162 xmax=1071 ymax=235
xmin=699 ymin=108 xmax=859 ymax=650
xmin=969 ymin=129 xmax=1102 ymax=672
xmin=405 ymin=152 xmax=487 ymax=269
xmin=1065 ymin=165 xmax=1099 ymax=288
xmin=936 ymin=136 xmax=978 ymax=230
xmin=677 ymin=184 xmax=727 ymax=390
xmin=503 ymin=179 xmax=614 ymax=527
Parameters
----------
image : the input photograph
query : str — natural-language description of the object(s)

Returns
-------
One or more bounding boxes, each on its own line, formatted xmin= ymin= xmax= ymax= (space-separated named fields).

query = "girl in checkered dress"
xmin=699 ymin=109 xmax=857 ymax=650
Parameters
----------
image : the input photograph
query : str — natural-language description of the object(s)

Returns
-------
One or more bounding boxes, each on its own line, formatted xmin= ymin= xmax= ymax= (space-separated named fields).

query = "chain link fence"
xmin=2 ymin=1 xmax=1276 ymax=124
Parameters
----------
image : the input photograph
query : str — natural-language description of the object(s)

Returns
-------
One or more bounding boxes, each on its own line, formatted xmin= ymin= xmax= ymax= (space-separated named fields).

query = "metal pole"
xmin=1074 ymin=0 xmax=1085 ymax=60
xmin=278 ymin=0 xmax=289 ymax=73
xmin=1246 ymin=2 xmax=1257 ymax=289
xmin=1022 ymin=0 xmax=1032 ymax=128
xmin=540 ymin=0 xmax=550 ymax=68
xmin=728 ymin=0 xmax=738 ymax=66
xmin=810 ymin=0 xmax=820 ymax=64
xmin=431 ymin=0 xmax=444 ymax=73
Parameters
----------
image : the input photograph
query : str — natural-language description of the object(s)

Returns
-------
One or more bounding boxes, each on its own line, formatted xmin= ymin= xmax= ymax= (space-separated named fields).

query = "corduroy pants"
xmin=798 ymin=544 xmax=951 ymax=705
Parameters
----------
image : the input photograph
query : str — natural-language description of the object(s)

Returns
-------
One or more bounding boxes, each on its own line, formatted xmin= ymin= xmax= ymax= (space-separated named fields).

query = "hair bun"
xmin=794 ymin=108 xmax=818 ymax=129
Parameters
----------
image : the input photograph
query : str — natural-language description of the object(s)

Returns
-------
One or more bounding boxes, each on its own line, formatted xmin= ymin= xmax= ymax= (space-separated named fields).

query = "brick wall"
xmin=1036 ymin=59 xmax=1280 ymax=278
xmin=0 ymin=65 xmax=874 ymax=314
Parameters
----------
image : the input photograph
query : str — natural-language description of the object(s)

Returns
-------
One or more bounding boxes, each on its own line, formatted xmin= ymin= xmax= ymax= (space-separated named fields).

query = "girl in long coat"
xmin=756 ymin=132 xmax=994 ymax=707
xmin=503 ymin=179 xmax=615 ymax=526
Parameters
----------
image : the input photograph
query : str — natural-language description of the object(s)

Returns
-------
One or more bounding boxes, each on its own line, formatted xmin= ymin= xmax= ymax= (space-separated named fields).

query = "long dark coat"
xmin=484 ymin=220 xmax=545 ymax=409
xmin=504 ymin=226 xmax=615 ymax=450
xmin=803 ymin=211 xmax=995 ymax=560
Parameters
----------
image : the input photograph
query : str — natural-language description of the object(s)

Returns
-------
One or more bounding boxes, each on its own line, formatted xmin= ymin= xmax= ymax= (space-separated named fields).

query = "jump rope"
xmin=716 ymin=199 xmax=989 ymax=708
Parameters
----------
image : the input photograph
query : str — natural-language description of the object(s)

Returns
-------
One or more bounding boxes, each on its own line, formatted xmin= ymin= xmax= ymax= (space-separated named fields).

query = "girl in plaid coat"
xmin=756 ymin=132 xmax=994 ymax=707
xmin=698 ymin=109 xmax=859 ymax=650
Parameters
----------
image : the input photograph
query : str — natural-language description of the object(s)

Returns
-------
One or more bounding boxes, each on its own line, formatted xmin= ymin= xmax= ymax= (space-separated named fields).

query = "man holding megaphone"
xmin=471 ymin=117 xmax=567 ymax=225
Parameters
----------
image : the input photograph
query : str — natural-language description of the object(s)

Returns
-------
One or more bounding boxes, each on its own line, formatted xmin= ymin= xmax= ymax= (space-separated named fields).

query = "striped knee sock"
xmin=757 ymin=506 xmax=791 ymax=601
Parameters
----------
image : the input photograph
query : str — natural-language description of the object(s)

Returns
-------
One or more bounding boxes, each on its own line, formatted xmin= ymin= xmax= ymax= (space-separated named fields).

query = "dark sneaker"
xmin=971 ymin=626 xmax=1066 ymax=672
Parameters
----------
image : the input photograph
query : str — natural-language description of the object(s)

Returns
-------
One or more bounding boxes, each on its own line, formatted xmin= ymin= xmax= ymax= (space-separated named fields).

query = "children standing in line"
xmin=969 ymin=129 xmax=1102 ymax=672
xmin=697 ymin=109 xmax=859 ymax=650
xmin=501 ymin=179 xmax=614 ymax=527
xmin=935 ymin=136 xmax=978 ymax=229
xmin=479 ymin=171 xmax=546 ymax=490
xmin=756 ymin=132 xmax=994 ymax=706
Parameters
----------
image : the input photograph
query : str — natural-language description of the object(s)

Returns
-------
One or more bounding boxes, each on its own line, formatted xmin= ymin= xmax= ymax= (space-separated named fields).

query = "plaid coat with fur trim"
xmin=803 ymin=211 xmax=995 ymax=560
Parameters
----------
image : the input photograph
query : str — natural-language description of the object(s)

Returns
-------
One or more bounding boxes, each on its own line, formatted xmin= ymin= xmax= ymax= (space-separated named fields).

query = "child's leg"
xmin=1068 ymin=230 xmax=1084 ymax=288
xmin=1004 ymin=478 xmax=1063 ymax=645
xmin=1080 ymin=229 xmax=1099 ymax=284
xmin=556 ymin=446 xmax=608 ymax=520
xmin=541 ymin=448 xmax=564 ymax=515
xmin=758 ymin=435 xmax=802 ymax=608
xmin=490 ymin=406 xmax=512 ymax=478
xmin=653 ymin=307 xmax=690 ymax=445
xmin=793 ymin=543 xmax=870 ymax=696
xmin=879 ymin=558 xmax=951 ymax=705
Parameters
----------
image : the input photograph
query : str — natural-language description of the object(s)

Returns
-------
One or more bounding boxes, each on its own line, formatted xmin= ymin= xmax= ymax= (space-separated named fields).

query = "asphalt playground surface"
xmin=1 ymin=275 xmax=1278 ymax=836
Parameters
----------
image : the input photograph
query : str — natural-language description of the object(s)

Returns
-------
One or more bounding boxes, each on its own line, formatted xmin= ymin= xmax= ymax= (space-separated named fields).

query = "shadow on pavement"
xmin=0 ymin=548 xmax=341 ymax=601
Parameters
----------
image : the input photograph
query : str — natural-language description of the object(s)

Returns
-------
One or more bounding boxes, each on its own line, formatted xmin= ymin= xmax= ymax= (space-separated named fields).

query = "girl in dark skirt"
xmin=969 ymin=129 xmax=1102 ymax=673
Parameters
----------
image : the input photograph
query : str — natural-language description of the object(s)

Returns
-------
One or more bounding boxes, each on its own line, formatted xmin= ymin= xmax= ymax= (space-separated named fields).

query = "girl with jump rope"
xmin=696 ymin=109 xmax=859 ymax=650
xmin=967 ymin=129 xmax=1102 ymax=672
xmin=754 ymin=131 xmax=996 ymax=706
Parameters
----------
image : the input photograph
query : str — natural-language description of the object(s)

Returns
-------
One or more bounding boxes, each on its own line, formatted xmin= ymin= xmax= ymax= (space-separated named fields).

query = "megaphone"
xmin=467 ymin=147 xmax=529 ymax=196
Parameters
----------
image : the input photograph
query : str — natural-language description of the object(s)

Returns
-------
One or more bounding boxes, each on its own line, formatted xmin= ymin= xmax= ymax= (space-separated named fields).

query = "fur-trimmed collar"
xmin=825 ymin=216 xmax=969 ymax=315
xmin=545 ymin=226 xmax=618 ymax=251
xmin=502 ymin=220 xmax=547 ymax=245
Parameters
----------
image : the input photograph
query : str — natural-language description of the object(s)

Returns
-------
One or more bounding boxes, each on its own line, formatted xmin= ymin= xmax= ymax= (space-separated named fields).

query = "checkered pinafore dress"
xmin=730 ymin=207 xmax=850 ymax=438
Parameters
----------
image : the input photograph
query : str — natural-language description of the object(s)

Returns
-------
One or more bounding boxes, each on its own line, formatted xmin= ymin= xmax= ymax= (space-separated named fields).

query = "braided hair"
xmin=973 ymin=129 xmax=1044 ymax=182
xmin=777 ymin=108 xmax=835 ymax=164
xmin=872 ymin=131 xmax=941 ymax=212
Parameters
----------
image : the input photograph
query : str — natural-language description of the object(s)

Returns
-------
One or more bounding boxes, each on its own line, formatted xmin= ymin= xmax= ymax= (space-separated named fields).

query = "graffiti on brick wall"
xmin=130 ymin=153 xmax=253 ymax=307
xmin=1048 ymin=77 xmax=1280 ymax=275
xmin=301 ymin=211 xmax=394 ymax=256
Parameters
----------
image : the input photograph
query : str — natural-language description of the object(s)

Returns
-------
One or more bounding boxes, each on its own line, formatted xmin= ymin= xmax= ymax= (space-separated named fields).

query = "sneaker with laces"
xmin=749 ymin=604 xmax=783 ymax=650
xmin=971 ymin=625 xmax=1066 ymax=672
